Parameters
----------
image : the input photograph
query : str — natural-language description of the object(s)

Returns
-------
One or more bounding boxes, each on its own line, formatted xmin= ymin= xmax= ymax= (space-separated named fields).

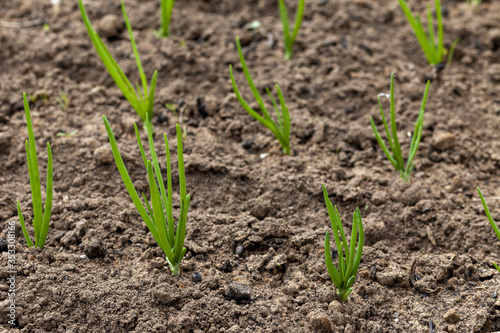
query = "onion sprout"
xmin=79 ymin=0 xmax=158 ymax=122
xmin=398 ymin=0 xmax=445 ymax=65
xmin=17 ymin=93 xmax=53 ymax=249
xmin=323 ymin=184 xmax=364 ymax=302
xmin=278 ymin=0 xmax=305 ymax=60
xmin=229 ymin=37 xmax=291 ymax=155
xmin=370 ymin=74 xmax=430 ymax=182
xmin=477 ymin=187 xmax=500 ymax=272
xmin=103 ymin=116 xmax=190 ymax=276
xmin=155 ymin=0 xmax=175 ymax=38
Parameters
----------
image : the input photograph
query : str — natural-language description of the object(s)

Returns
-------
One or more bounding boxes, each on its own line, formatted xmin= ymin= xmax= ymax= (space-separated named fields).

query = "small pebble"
xmin=443 ymin=309 xmax=460 ymax=324
xmin=79 ymin=237 xmax=107 ymax=259
xmin=94 ymin=145 xmax=114 ymax=165
xmin=227 ymin=283 xmax=251 ymax=301
xmin=192 ymin=272 xmax=202 ymax=282
xmin=308 ymin=310 xmax=335 ymax=333
xmin=432 ymin=132 xmax=455 ymax=151
xmin=235 ymin=245 xmax=244 ymax=256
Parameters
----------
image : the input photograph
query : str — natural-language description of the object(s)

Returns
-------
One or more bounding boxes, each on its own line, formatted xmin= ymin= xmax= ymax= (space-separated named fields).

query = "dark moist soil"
xmin=1 ymin=0 xmax=500 ymax=332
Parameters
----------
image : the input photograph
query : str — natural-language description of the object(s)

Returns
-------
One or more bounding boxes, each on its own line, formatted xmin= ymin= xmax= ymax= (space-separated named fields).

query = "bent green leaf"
xmin=370 ymin=74 xmax=430 ymax=182
xmin=229 ymin=37 xmax=291 ymax=155
xmin=103 ymin=115 xmax=189 ymax=275
xmin=323 ymin=184 xmax=364 ymax=302
xmin=477 ymin=187 xmax=500 ymax=273
xmin=79 ymin=0 xmax=157 ymax=122
xmin=278 ymin=0 xmax=305 ymax=59
xmin=155 ymin=0 xmax=175 ymax=37
xmin=398 ymin=0 xmax=447 ymax=65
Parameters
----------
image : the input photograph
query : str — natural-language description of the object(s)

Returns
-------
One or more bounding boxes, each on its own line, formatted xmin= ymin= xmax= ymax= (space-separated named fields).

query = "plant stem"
xmin=338 ymin=289 xmax=350 ymax=302
xmin=170 ymin=262 xmax=180 ymax=276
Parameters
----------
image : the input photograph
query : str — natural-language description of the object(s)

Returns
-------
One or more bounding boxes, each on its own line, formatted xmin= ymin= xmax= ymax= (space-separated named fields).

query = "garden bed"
xmin=1 ymin=0 xmax=500 ymax=332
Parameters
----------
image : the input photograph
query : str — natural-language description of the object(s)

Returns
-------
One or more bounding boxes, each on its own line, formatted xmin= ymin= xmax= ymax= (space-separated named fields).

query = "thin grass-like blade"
xmin=235 ymin=38 xmax=281 ymax=137
xmin=278 ymin=0 xmax=291 ymax=53
xmin=174 ymin=195 xmax=190 ymax=263
xmin=17 ymin=202 xmax=33 ymax=247
xmin=370 ymin=117 xmax=398 ymax=169
xmin=147 ymin=160 xmax=169 ymax=257
xmin=145 ymin=115 xmax=169 ymax=221
xmin=478 ymin=188 xmax=500 ymax=241
xmin=103 ymin=116 xmax=159 ymax=242
xmin=266 ymin=88 xmax=283 ymax=132
xmin=324 ymin=231 xmax=341 ymax=286
xmin=352 ymin=208 xmax=364 ymax=274
xmin=23 ymin=94 xmax=43 ymax=246
xmin=176 ymin=124 xmax=187 ymax=200
xmin=436 ymin=0 xmax=444 ymax=62
xmin=277 ymin=85 xmax=291 ymax=155
xmin=405 ymin=80 xmax=430 ymax=175
xmin=164 ymin=134 xmax=174 ymax=247
xmin=146 ymin=70 xmax=158 ymax=120
xmin=398 ymin=0 xmax=436 ymax=64
xmin=134 ymin=123 xmax=148 ymax=168
xmin=344 ymin=211 xmax=358 ymax=278
xmin=426 ymin=5 xmax=435 ymax=57
xmin=388 ymin=75 xmax=404 ymax=170
xmin=142 ymin=192 xmax=155 ymax=220
xmin=121 ymin=0 xmax=147 ymax=95
xmin=322 ymin=185 xmax=345 ymax=279
xmin=38 ymin=142 xmax=53 ymax=249
xmin=229 ymin=65 xmax=269 ymax=128
xmin=290 ymin=0 xmax=305 ymax=47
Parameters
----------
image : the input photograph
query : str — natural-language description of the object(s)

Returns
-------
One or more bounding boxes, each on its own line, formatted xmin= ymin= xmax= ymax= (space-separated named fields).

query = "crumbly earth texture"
xmin=1 ymin=0 xmax=500 ymax=332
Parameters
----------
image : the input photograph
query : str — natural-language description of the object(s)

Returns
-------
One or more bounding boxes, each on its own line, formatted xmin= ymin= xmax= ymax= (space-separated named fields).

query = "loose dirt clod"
xmin=226 ymin=283 xmax=251 ymax=301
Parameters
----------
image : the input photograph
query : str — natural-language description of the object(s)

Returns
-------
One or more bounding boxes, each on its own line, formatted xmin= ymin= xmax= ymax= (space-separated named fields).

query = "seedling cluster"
xmin=370 ymin=74 xmax=430 ymax=182
xmin=13 ymin=0 xmax=499 ymax=306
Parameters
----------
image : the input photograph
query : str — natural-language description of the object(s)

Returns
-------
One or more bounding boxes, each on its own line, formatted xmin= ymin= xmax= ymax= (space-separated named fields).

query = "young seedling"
xmin=370 ymin=74 xmax=430 ymax=182
xmin=229 ymin=37 xmax=291 ymax=155
xmin=278 ymin=0 xmax=305 ymax=59
xmin=103 ymin=115 xmax=190 ymax=276
xmin=17 ymin=93 xmax=53 ymax=249
xmin=155 ymin=0 xmax=175 ymax=37
xmin=477 ymin=188 xmax=500 ymax=272
xmin=467 ymin=0 xmax=482 ymax=6
xmin=398 ymin=0 xmax=446 ymax=65
xmin=79 ymin=0 xmax=157 ymax=122
xmin=323 ymin=184 xmax=364 ymax=302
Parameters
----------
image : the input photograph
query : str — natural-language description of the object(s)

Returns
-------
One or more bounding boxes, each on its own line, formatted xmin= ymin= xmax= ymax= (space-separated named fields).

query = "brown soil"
xmin=1 ymin=0 xmax=500 ymax=332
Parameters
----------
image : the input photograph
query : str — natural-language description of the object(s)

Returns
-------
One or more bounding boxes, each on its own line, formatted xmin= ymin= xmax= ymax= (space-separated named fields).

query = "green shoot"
xmin=447 ymin=38 xmax=460 ymax=67
xmin=103 ymin=115 xmax=190 ymax=276
xmin=17 ymin=93 xmax=53 ymax=249
xmin=55 ymin=93 xmax=69 ymax=111
xmin=467 ymin=0 xmax=482 ymax=6
xmin=155 ymin=0 xmax=175 ymax=38
xmin=79 ymin=0 xmax=158 ymax=122
xmin=369 ymin=74 xmax=430 ymax=182
xmin=278 ymin=0 xmax=305 ymax=60
xmin=323 ymin=184 xmax=364 ymax=302
xmin=165 ymin=103 xmax=177 ymax=117
xmin=477 ymin=188 xmax=500 ymax=272
xmin=398 ymin=0 xmax=445 ymax=65
xmin=229 ymin=37 xmax=291 ymax=155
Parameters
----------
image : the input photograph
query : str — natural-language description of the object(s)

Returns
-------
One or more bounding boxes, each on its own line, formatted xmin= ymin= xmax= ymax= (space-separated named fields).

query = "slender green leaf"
xmin=230 ymin=38 xmax=291 ymax=154
xmin=17 ymin=202 xmax=33 ymax=247
xmin=323 ymin=185 xmax=364 ymax=302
